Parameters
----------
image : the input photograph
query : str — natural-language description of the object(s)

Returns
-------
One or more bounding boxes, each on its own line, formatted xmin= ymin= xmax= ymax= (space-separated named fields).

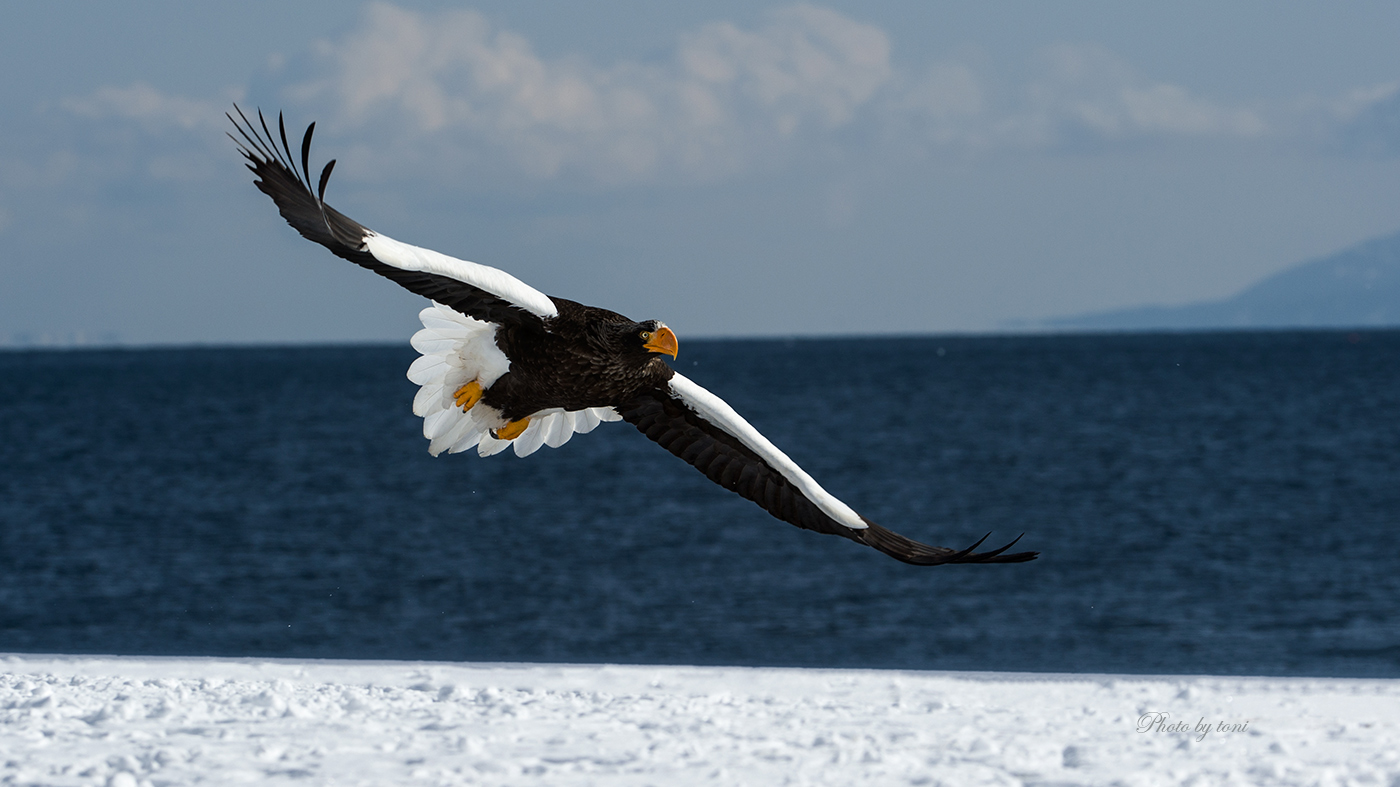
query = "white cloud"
xmin=1012 ymin=44 xmax=1266 ymax=148
xmin=1321 ymin=82 xmax=1400 ymax=123
xmin=61 ymin=82 xmax=230 ymax=133
xmin=884 ymin=62 xmax=985 ymax=148
xmin=279 ymin=10 xmax=1285 ymax=180
xmin=55 ymin=6 xmax=1373 ymax=191
xmin=900 ymin=63 xmax=984 ymax=121
xmin=1327 ymin=83 xmax=1400 ymax=155
xmin=48 ymin=83 xmax=232 ymax=184
xmin=285 ymin=3 xmax=894 ymax=184
xmin=678 ymin=5 xmax=892 ymax=129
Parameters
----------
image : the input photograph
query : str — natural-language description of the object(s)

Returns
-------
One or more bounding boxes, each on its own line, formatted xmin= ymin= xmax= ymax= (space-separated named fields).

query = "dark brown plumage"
xmin=230 ymin=107 xmax=1038 ymax=566
xmin=487 ymin=303 xmax=674 ymax=420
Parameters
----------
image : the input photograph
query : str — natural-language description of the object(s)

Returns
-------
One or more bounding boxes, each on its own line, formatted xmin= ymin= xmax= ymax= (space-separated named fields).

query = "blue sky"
xmin=4 ymin=1 xmax=1400 ymax=345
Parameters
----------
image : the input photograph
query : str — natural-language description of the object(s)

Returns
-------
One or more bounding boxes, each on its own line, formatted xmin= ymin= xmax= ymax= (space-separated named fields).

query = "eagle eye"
xmin=640 ymin=330 xmax=652 ymax=340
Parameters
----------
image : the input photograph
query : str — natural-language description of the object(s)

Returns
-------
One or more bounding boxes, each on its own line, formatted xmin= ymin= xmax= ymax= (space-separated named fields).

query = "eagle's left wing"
xmin=617 ymin=373 xmax=1037 ymax=565
xmin=229 ymin=107 xmax=556 ymax=328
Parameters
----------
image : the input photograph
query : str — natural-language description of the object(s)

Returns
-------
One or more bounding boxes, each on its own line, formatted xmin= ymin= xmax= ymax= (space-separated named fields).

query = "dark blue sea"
xmin=1 ymin=331 xmax=1397 ymax=677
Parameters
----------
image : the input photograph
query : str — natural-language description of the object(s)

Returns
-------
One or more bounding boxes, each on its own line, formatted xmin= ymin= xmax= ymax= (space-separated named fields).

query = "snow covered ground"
xmin=2 ymin=654 xmax=1397 ymax=786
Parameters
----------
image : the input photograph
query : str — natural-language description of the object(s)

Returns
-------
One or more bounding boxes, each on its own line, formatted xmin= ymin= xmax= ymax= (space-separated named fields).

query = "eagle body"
xmin=486 ymin=299 xmax=675 ymax=421
xmin=230 ymin=107 xmax=1038 ymax=566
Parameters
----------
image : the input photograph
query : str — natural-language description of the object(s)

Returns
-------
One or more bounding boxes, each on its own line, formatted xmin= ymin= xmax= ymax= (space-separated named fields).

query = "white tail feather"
xmin=574 ymin=408 xmax=599 ymax=434
xmin=477 ymin=434 xmax=512 ymax=456
xmin=406 ymin=354 xmax=448 ymax=385
xmin=412 ymin=383 xmax=444 ymax=418
xmin=448 ymin=421 xmax=489 ymax=455
xmin=410 ymin=336 xmax=462 ymax=355
xmin=544 ymin=411 xmax=573 ymax=448
xmin=422 ymin=407 xmax=460 ymax=441
xmin=512 ymin=419 xmax=549 ymax=457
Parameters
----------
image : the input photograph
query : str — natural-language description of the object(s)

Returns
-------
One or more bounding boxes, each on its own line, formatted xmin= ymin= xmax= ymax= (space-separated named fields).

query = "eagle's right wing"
xmin=229 ymin=107 xmax=556 ymax=328
xmin=619 ymin=373 xmax=1038 ymax=565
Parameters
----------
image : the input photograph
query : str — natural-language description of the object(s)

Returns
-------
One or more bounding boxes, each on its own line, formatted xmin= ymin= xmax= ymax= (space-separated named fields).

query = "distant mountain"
xmin=1045 ymin=229 xmax=1400 ymax=331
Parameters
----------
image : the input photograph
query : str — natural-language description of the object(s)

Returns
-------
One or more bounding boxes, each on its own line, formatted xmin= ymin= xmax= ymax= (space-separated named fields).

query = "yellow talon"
xmin=453 ymin=381 xmax=483 ymax=411
xmin=491 ymin=417 xmax=531 ymax=441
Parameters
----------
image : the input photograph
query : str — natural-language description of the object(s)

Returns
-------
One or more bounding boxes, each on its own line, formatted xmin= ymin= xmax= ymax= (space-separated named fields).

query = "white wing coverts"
xmin=364 ymin=233 xmax=558 ymax=320
xmin=666 ymin=373 xmax=866 ymax=530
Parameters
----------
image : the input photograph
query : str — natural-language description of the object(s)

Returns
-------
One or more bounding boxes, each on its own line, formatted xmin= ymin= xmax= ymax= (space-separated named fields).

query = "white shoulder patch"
xmin=365 ymin=232 xmax=558 ymax=319
xmin=667 ymin=373 xmax=867 ymax=531
xmin=408 ymin=303 xmax=618 ymax=458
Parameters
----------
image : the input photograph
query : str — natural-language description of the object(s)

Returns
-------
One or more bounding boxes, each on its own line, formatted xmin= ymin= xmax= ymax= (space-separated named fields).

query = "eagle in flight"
xmin=229 ymin=107 xmax=1036 ymax=566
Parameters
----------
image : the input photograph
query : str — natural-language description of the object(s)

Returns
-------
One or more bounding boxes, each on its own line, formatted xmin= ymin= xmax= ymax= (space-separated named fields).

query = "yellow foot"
xmin=453 ymin=381 xmax=483 ymax=411
xmin=491 ymin=417 xmax=531 ymax=441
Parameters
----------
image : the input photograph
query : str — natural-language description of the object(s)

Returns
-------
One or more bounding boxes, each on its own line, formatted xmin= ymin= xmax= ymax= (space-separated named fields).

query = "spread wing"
xmin=617 ymin=373 xmax=1038 ymax=565
xmin=228 ymin=106 xmax=556 ymax=328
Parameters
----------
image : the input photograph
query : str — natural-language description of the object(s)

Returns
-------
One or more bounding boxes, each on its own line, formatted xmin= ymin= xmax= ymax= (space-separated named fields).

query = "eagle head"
xmin=615 ymin=320 xmax=678 ymax=360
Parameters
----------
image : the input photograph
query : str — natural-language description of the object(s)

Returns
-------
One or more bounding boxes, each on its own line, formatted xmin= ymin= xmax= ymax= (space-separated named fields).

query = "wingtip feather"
xmin=857 ymin=522 xmax=1037 ymax=566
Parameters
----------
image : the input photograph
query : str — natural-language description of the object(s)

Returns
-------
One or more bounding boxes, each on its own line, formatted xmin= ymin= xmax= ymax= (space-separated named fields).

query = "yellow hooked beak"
xmin=643 ymin=325 xmax=679 ymax=359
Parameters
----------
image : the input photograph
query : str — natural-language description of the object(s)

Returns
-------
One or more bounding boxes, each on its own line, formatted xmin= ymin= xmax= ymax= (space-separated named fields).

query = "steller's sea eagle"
xmin=229 ymin=107 xmax=1037 ymax=566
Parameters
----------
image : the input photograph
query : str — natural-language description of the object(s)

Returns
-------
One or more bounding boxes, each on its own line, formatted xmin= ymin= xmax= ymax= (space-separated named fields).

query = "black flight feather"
xmin=229 ymin=105 xmax=546 ymax=328
xmin=617 ymin=387 xmax=1038 ymax=565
